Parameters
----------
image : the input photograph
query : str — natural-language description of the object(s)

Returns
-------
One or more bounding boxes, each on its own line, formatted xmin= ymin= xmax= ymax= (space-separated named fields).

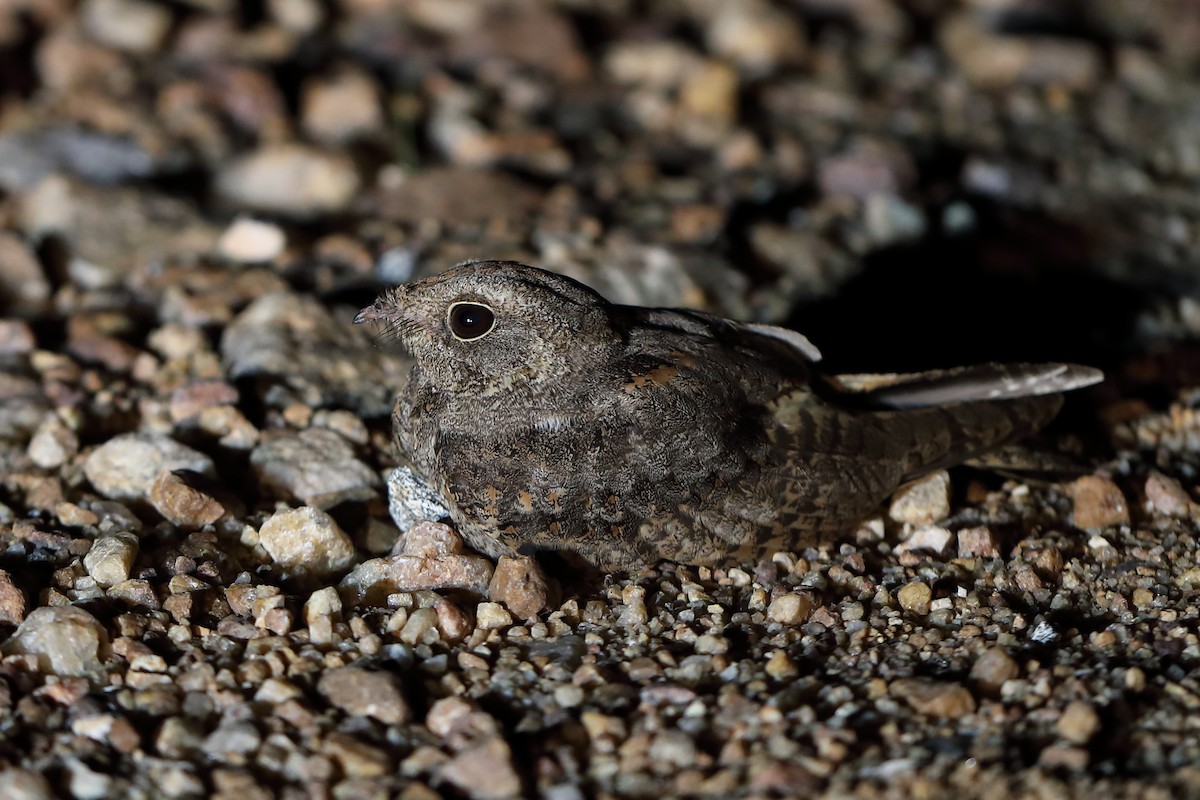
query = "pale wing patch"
xmin=737 ymin=322 xmax=823 ymax=362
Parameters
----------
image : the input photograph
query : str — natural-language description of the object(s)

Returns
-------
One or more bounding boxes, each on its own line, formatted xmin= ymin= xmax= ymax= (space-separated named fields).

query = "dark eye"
xmin=447 ymin=302 xmax=496 ymax=341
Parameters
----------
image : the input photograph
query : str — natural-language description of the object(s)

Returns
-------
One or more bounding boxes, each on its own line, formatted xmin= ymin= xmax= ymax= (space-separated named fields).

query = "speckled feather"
xmin=359 ymin=261 xmax=1102 ymax=571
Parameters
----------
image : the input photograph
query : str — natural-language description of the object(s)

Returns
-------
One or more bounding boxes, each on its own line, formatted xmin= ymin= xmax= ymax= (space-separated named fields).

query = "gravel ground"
xmin=2 ymin=1 xmax=1200 ymax=798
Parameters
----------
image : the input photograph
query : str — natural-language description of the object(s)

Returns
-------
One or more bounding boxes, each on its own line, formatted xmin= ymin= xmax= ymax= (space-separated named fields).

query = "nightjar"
xmin=358 ymin=260 xmax=1102 ymax=571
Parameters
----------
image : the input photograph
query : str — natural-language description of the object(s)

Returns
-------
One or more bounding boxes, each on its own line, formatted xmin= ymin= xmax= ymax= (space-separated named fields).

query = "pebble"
xmin=150 ymin=469 xmax=230 ymax=528
xmin=83 ymin=532 xmax=139 ymax=587
xmin=340 ymin=520 xmax=494 ymax=603
xmin=3 ymin=606 xmax=107 ymax=676
xmin=436 ymin=738 xmax=523 ymax=800
xmin=1143 ymin=471 xmax=1194 ymax=517
xmin=1056 ymin=701 xmax=1101 ymax=745
xmin=249 ymin=427 xmax=380 ymax=509
xmin=896 ymin=526 xmax=954 ymax=557
xmin=889 ymin=471 xmax=951 ymax=526
xmin=83 ymin=433 xmax=215 ymax=503
xmin=897 ymin=581 xmax=933 ymax=616
xmin=890 ymin=678 xmax=977 ymax=718
xmin=475 ymin=602 xmax=513 ymax=630
xmin=258 ymin=506 xmax=357 ymax=578
xmin=957 ymin=526 xmax=1000 ymax=558
xmin=969 ymin=647 xmax=1020 ymax=695
xmin=215 ymin=144 xmax=360 ymax=217
xmin=301 ymin=67 xmax=384 ymax=144
xmin=27 ymin=415 xmax=79 ymax=469
xmin=1070 ymin=475 xmax=1130 ymax=529
xmin=487 ymin=554 xmax=551 ymax=619
xmin=0 ymin=568 xmax=27 ymax=624
xmin=81 ymin=0 xmax=172 ymax=54
xmin=0 ymin=768 xmax=55 ymax=800
xmin=317 ymin=666 xmax=411 ymax=725
xmin=0 ymin=233 xmax=51 ymax=312
xmin=217 ymin=217 xmax=286 ymax=264
xmin=767 ymin=592 xmax=813 ymax=625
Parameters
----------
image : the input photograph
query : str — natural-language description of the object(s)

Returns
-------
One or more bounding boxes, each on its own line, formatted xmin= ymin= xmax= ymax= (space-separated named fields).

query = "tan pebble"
xmin=437 ymin=738 xmax=522 ymax=800
xmin=317 ymin=666 xmax=411 ymax=725
xmin=83 ymin=533 xmax=138 ymax=588
xmin=767 ymin=592 xmax=812 ymax=625
xmin=487 ymin=555 xmax=550 ymax=620
xmin=400 ymin=520 xmax=463 ymax=558
xmin=1144 ymin=471 xmax=1193 ymax=517
xmin=1056 ymin=701 xmax=1100 ymax=744
xmin=891 ymin=678 xmax=976 ymax=717
xmin=889 ymin=470 xmax=951 ymax=525
xmin=1070 ymin=475 xmax=1129 ymax=529
xmin=259 ymin=506 xmax=356 ymax=577
xmin=399 ymin=607 xmax=439 ymax=645
xmin=150 ymin=470 xmax=227 ymax=528
xmin=969 ymin=647 xmax=1019 ymax=694
xmin=957 ymin=526 xmax=999 ymax=558
xmin=1038 ymin=744 xmax=1090 ymax=771
xmin=476 ymin=602 xmax=513 ymax=631
xmin=897 ymin=581 xmax=932 ymax=616
xmin=764 ymin=650 xmax=799 ymax=680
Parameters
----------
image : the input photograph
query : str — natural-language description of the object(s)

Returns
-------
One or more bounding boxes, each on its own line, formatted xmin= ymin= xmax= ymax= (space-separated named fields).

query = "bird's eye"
xmin=447 ymin=302 xmax=496 ymax=341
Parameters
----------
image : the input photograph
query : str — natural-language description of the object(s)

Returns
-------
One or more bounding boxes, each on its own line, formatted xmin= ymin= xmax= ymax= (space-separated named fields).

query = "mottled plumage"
xmin=358 ymin=261 xmax=1102 ymax=571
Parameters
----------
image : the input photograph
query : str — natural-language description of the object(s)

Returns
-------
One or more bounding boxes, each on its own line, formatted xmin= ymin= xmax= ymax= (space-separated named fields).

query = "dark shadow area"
xmin=786 ymin=208 xmax=1155 ymax=376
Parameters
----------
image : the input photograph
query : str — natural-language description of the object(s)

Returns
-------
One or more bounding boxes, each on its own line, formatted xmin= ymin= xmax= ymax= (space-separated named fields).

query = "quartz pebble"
xmin=341 ymin=522 xmax=494 ymax=603
xmin=487 ymin=554 xmax=551 ymax=619
xmin=318 ymin=666 xmax=411 ymax=725
xmin=767 ymin=592 xmax=813 ymax=624
xmin=258 ymin=506 xmax=357 ymax=578
xmin=250 ymin=428 xmax=379 ymax=508
xmin=27 ymin=415 xmax=79 ymax=469
xmin=3 ymin=606 xmax=107 ymax=676
xmin=84 ymin=532 xmax=138 ymax=587
xmin=1071 ymin=475 xmax=1130 ymax=529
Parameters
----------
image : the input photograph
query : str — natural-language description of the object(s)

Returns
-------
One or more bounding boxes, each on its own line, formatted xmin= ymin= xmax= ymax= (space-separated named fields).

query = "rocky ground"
xmin=2 ymin=0 xmax=1200 ymax=798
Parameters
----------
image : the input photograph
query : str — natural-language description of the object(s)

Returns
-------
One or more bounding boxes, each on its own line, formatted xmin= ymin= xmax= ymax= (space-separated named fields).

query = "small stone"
xmin=705 ymin=0 xmax=805 ymax=74
xmin=3 ymin=606 xmax=107 ymax=676
xmin=258 ymin=506 xmax=356 ymax=578
xmin=1144 ymin=472 xmax=1193 ymax=517
xmin=435 ymin=600 xmax=471 ymax=642
xmin=83 ymin=533 xmax=138 ymax=588
xmin=957 ymin=526 xmax=1000 ymax=558
xmin=216 ymin=144 xmax=359 ymax=217
xmin=0 ymin=568 xmax=27 ymax=624
xmin=969 ymin=647 xmax=1020 ymax=695
xmin=476 ymin=602 xmax=513 ymax=631
xmin=250 ymin=427 xmax=380 ymax=509
xmin=81 ymin=0 xmax=172 ymax=54
xmin=1038 ymin=745 xmax=1090 ymax=771
xmin=217 ymin=217 xmax=286 ymax=264
xmin=1056 ymin=701 xmax=1101 ymax=745
xmin=318 ymin=666 xmax=411 ymax=725
xmin=1071 ymin=476 xmax=1129 ymax=529
xmin=84 ymin=433 xmax=214 ymax=503
xmin=618 ymin=585 xmax=647 ymax=626
xmin=436 ymin=738 xmax=522 ymax=800
xmin=767 ymin=592 xmax=813 ymax=625
xmin=0 ymin=234 xmax=51 ymax=312
xmin=399 ymin=607 xmax=439 ymax=645
xmin=897 ymin=526 xmax=953 ymax=557
xmin=302 ymin=67 xmax=383 ymax=144
xmin=891 ymin=678 xmax=976 ymax=718
xmin=27 ymin=416 xmax=79 ymax=469
xmin=0 ymin=768 xmax=55 ymax=800
xmin=889 ymin=471 xmax=951 ymax=526
xmin=202 ymin=720 xmax=261 ymax=762
xmin=150 ymin=470 xmax=229 ymax=528
xmin=401 ymin=520 xmax=463 ymax=558
xmin=341 ymin=548 xmax=494 ymax=605
xmin=323 ymin=731 xmax=391 ymax=778
xmin=764 ymin=650 xmax=799 ymax=680
xmin=897 ymin=581 xmax=933 ymax=616
xmin=487 ymin=555 xmax=550 ymax=620
xmin=169 ymin=380 xmax=240 ymax=423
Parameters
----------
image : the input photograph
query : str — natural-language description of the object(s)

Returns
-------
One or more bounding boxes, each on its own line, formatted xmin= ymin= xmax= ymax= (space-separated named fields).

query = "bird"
xmin=356 ymin=260 xmax=1102 ymax=572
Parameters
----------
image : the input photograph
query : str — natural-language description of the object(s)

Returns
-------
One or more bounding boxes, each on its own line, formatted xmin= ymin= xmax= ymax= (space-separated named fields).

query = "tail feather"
xmin=835 ymin=363 xmax=1103 ymax=409
xmin=882 ymin=394 xmax=1066 ymax=480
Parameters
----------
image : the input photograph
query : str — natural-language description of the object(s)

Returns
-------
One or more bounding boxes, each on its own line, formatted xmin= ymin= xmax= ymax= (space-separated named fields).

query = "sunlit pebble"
xmin=218 ymin=217 xmax=286 ymax=264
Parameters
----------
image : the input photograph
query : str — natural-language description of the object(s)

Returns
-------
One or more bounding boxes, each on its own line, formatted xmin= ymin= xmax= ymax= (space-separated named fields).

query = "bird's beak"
xmin=355 ymin=289 xmax=401 ymax=324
